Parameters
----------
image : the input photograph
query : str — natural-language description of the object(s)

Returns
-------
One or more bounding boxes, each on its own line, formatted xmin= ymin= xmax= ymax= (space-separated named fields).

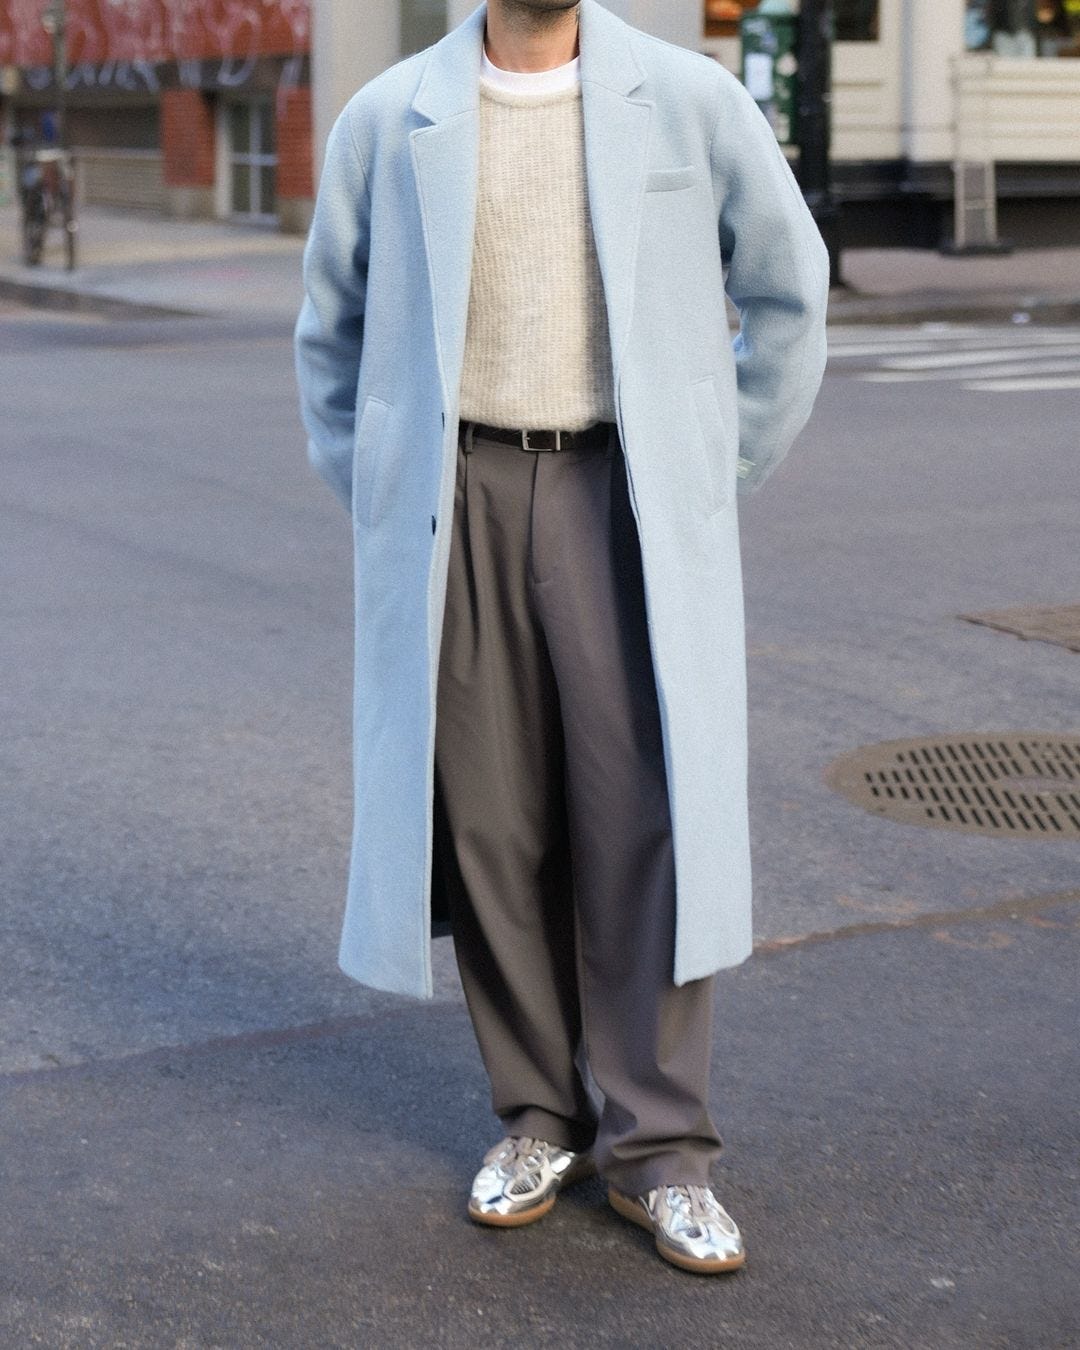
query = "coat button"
xmin=431 ymin=514 xmax=436 ymax=534
xmin=441 ymin=412 xmax=446 ymax=427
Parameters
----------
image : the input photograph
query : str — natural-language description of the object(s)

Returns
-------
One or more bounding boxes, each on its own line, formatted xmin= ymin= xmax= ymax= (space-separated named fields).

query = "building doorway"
xmin=228 ymin=98 xmax=276 ymax=221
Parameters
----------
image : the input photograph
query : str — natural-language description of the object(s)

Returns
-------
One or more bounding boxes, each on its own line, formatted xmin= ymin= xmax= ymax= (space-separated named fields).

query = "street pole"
xmin=41 ymin=0 xmax=68 ymax=151
xmin=795 ymin=0 xmax=841 ymax=285
xmin=40 ymin=0 xmax=77 ymax=271
xmin=311 ymin=0 xmax=398 ymax=179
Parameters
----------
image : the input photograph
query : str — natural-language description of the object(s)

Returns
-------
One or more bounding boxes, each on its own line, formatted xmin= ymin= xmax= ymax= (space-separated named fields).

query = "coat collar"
xmin=410 ymin=0 xmax=646 ymax=124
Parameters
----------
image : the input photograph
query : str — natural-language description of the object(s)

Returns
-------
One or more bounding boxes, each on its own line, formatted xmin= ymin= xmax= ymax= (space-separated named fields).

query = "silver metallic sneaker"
xmin=468 ymin=1135 xmax=595 ymax=1227
xmin=608 ymin=1182 xmax=746 ymax=1273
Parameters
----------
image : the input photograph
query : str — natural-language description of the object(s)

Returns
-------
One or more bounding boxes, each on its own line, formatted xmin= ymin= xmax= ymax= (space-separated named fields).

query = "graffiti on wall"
xmin=0 ymin=0 xmax=310 ymax=95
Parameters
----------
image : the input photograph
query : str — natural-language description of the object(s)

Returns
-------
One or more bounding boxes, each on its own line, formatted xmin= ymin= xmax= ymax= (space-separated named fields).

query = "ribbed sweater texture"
xmin=458 ymin=79 xmax=617 ymax=431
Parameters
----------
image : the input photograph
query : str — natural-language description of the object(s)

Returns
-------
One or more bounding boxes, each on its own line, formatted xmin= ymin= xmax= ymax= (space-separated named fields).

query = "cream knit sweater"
xmin=458 ymin=74 xmax=617 ymax=431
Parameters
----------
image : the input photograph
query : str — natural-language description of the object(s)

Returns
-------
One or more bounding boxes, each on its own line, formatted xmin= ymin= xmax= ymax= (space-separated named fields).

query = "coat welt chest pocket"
xmin=645 ymin=164 xmax=698 ymax=193
xmin=354 ymin=394 xmax=393 ymax=526
xmin=690 ymin=374 xmax=734 ymax=514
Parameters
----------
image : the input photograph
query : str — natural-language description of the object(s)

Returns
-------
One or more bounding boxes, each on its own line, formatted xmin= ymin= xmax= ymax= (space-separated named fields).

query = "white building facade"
xmin=312 ymin=0 xmax=1080 ymax=246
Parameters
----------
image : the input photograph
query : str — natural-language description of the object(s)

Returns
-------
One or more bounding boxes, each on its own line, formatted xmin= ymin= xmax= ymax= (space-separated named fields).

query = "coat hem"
xmin=337 ymin=948 xmax=435 ymax=1002
xmin=674 ymin=936 xmax=754 ymax=986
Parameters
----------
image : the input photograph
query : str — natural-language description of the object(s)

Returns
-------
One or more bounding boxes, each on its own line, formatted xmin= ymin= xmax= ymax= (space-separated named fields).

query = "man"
xmin=294 ymin=0 xmax=828 ymax=1275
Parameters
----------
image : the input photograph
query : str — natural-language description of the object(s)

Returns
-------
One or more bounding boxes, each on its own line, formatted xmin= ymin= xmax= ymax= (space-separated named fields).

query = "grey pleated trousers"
xmin=433 ymin=419 xmax=723 ymax=1196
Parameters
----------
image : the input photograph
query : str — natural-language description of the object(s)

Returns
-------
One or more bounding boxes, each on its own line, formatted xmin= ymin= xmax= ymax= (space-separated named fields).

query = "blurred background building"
xmin=0 ymin=0 xmax=313 ymax=231
xmin=1 ymin=0 xmax=1077 ymax=244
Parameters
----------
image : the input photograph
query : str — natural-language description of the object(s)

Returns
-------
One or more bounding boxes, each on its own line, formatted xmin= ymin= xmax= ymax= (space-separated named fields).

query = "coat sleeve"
xmin=709 ymin=70 xmax=831 ymax=499
xmin=293 ymin=101 xmax=372 ymax=514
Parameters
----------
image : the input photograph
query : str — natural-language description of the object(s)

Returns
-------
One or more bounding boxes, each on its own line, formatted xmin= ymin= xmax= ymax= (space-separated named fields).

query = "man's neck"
xmin=483 ymin=2 xmax=580 ymax=72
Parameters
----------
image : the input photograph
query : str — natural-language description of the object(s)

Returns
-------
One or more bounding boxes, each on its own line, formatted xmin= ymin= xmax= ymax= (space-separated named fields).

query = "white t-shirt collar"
xmin=480 ymin=44 xmax=581 ymax=95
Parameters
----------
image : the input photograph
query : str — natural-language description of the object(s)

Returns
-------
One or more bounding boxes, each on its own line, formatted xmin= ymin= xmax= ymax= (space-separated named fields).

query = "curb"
xmin=827 ymin=288 xmax=1080 ymax=327
xmin=4 ymin=273 xmax=1080 ymax=330
xmin=0 ymin=275 xmax=196 ymax=320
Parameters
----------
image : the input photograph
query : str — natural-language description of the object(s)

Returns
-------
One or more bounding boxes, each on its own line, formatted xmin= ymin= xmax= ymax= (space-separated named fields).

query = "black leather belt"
xmin=458 ymin=419 xmax=615 ymax=452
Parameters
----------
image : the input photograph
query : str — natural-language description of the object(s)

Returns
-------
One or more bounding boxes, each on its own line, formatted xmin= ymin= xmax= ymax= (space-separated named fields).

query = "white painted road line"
xmin=859 ymin=358 xmax=1080 ymax=383
xmin=877 ymin=345 xmax=1080 ymax=371
xmin=826 ymin=326 xmax=1080 ymax=394
xmin=827 ymin=325 xmax=987 ymax=339
xmin=828 ymin=333 xmax=1080 ymax=360
xmin=828 ymin=341 xmax=948 ymax=359
xmin=831 ymin=330 xmax=1080 ymax=361
xmin=962 ymin=375 xmax=1080 ymax=392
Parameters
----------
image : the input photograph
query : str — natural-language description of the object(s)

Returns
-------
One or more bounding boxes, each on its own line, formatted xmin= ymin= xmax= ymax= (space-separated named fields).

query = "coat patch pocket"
xmin=354 ymin=395 xmax=393 ymax=526
xmin=689 ymin=374 xmax=734 ymax=514
xmin=645 ymin=164 xmax=698 ymax=193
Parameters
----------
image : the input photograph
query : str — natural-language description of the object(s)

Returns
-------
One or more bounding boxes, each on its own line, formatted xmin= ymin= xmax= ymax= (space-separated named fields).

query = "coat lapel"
xmin=577 ymin=1 xmax=651 ymax=390
xmin=408 ymin=0 xmax=650 ymax=409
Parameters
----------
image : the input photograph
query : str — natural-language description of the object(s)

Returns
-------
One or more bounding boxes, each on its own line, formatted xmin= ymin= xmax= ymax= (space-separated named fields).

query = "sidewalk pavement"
xmin=0 ymin=202 xmax=306 ymax=321
xmin=831 ymin=245 xmax=1080 ymax=326
xmin=1 ymin=200 xmax=1079 ymax=325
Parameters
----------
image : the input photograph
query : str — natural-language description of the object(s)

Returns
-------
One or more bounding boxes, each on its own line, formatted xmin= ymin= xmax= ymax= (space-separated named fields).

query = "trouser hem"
xmin=499 ymin=1107 xmax=598 ymax=1155
xmin=601 ymin=1149 xmax=721 ymax=1197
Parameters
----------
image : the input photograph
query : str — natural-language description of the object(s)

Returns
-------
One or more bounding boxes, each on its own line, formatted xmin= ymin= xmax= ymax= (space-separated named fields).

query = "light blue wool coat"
xmin=294 ymin=0 xmax=830 ymax=1000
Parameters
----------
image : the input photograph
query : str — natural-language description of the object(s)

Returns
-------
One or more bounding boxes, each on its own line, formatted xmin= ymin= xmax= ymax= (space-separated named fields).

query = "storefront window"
xmin=834 ymin=1 xmax=880 ymax=41
xmin=705 ymin=2 xmax=879 ymax=42
xmin=704 ymin=0 xmax=761 ymax=37
xmin=965 ymin=0 xmax=1080 ymax=56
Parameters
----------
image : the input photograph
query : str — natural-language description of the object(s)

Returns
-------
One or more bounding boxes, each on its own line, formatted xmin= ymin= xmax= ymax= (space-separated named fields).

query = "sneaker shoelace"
xmin=661 ymin=1184 xmax=738 ymax=1239
xmin=497 ymin=1136 xmax=550 ymax=1197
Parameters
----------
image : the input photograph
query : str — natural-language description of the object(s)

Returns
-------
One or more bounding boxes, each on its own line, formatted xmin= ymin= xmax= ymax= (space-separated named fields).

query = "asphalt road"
xmin=2 ymin=305 xmax=1077 ymax=1348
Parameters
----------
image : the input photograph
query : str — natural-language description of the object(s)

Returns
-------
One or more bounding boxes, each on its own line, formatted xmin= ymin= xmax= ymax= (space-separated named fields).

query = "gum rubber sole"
xmin=467 ymin=1152 xmax=597 ymax=1227
xmin=468 ymin=1192 xmax=558 ymax=1227
xmin=607 ymin=1185 xmax=747 ymax=1274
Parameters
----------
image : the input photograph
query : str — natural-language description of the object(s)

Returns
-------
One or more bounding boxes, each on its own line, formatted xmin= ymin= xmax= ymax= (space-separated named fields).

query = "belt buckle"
xmin=521 ymin=428 xmax=560 ymax=452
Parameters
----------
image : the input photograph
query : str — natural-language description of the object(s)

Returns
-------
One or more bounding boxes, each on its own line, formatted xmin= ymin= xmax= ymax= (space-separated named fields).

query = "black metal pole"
xmin=42 ymin=0 xmax=68 ymax=150
xmin=796 ymin=0 xmax=842 ymax=286
xmin=55 ymin=2 xmax=68 ymax=152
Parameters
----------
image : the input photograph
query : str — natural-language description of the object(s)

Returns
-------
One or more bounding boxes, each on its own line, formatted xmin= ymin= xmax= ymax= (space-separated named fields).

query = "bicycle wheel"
xmin=60 ymin=177 xmax=77 ymax=271
xmin=23 ymin=206 xmax=45 ymax=266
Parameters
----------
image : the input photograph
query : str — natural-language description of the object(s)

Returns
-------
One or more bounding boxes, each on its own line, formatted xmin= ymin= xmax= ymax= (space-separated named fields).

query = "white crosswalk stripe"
xmin=827 ymin=323 xmax=1080 ymax=394
xmin=965 ymin=375 xmax=1080 ymax=393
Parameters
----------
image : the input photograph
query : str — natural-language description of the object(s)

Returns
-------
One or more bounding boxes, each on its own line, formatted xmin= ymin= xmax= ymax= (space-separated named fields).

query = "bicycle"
xmin=17 ymin=147 xmax=77 ymax=271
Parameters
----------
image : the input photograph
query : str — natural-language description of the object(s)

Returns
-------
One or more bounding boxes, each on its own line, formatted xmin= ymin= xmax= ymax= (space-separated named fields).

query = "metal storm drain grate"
xmin=958 ymin=604 xmax=1080 ymax=654
xmin=824 ymin=734 xmax=1080 ymax=838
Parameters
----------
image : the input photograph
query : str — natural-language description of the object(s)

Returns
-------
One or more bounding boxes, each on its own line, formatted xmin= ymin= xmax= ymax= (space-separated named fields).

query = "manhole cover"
xmin=824 ymin=733 xmax=1080 ymax=838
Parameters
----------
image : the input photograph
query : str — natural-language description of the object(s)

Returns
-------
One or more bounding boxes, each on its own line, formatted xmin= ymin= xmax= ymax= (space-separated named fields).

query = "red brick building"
xmin=0 ymin=0 xmax=313 ymax=231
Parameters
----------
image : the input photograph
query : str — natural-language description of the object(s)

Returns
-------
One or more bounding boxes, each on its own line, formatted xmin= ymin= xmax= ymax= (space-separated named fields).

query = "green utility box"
xmin=739 ymin=12 xmax=800 ymax=146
